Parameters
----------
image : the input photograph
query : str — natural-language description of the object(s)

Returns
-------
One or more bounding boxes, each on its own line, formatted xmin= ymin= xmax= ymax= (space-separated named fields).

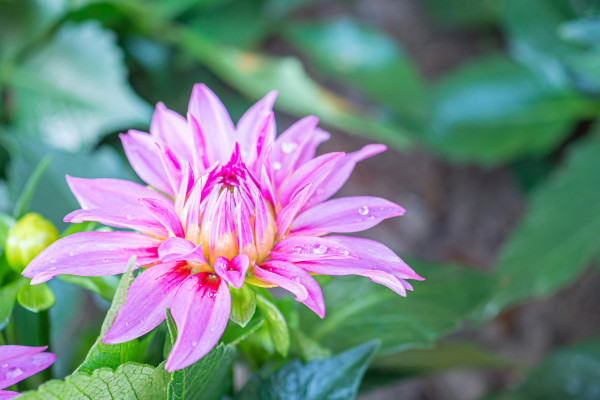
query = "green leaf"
xmin=76 ymin=258 xmax=145 ymax=373
xmin=229 ymin=284 xmax=257 ymax=327
xmin=283 ymin=18 xmax=428 ymax=125
xmin=425 ymin=56 xmax=590 ymax=164
xmin=236 ymin=341 xmax=379 ymax=400
xmin=165 ymin=309 xmax=237 ymax=400
xmin=18 ymin=361 xmax=170 ymax=400
xmin=222 ymin=316 xmax=265 ymax=346
xmin=421 ymin=0 xmax=501 ymax=29
xmin=58 ymin=275 xmax=119 ymax=301
xmin=256 ymin=292 xmax=290 ymax=357
xmin=488 ymin=337 xmax=600 ymax=400
xmin=299 ymin=261 xmax=493 ymax=355
xmin=173 ymin=28 xmax=414 ymax=150
xmin=17 ymin=281 xmax=55 ymax=312
xmin=9 ymin=21 xmax=150 ymax=151
xmin=13 ymin=155 xmax=51 ymax=220
xmin=484 ymin=133 xmax=600 ymax=317
xmin=0 ymin=278 xmax=23 ymax=330
xmin=6 ymin=137 xmax=136 ymax=227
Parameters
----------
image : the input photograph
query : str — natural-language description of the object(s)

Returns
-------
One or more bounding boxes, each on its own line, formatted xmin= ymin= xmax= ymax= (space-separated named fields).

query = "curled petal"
xmin=158 ymin=237 xmax=207 ymax=266
xmin=22 ymin=232 xmax=161 ymax=284
xmin=276 ymin=183 xmax=312 ymax=240
xmin=272 ymin=116 xmax=319 ymax=186
xmin=103 ymin=262 xmax=191 ymax=344
xmin=120 ymin=131 xmax=174 ymax=196
xmin=304 ymin=144 xmax=386 ymax=210
xmin=291 ymin=196 xmax=405 ymax=236
xmin=254 ymin=261 xmax=325 ymax=318
xmin=0 ymin=346 xmax=55 ymax=390
xmin=66 ymin=176 xmax=170 ymax=210
xmin=65 ymin=207 xmax=168 ymax=238
xmin=166 ymin=273 xmax=231 ymax=371
xmin=139 ymin=198 xmax=185 ymax=238
xmin=278 ymin=152 xmax=344 ymax=207
xmin=213 ymin=254 xmax=249 ymax=289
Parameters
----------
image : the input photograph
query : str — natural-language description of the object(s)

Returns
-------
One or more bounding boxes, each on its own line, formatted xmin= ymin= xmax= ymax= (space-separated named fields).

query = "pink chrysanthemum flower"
xmin=23 ymin=84 xmax=422 ymax=371
xmin=0 ymin=345 xmax=55 ymax=399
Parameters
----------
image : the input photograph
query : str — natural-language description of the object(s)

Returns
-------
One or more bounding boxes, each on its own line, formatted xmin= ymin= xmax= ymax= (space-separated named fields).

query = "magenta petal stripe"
xmin=0 ymin=345 xmax=55 ymax=395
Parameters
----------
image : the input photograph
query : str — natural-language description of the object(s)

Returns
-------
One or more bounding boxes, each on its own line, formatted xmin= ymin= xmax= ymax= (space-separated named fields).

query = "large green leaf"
xmin=425 ymin=56 xmax=590 ymax=164
xmin=484 ymin=133 xmax=600 ymax=317
xmin=0 ymin=277 xmax=23 ymax=330
xmin=18 ymin=362 xmax=170 ymax=400
xmin=299 ymin=261 xmax=493 ymax=355
xmin=283 ymin=18 xmax=427 ymax=126
xmin=172 ymin=28 xmax=414 ymax=150
xmin=8 ymin=21 xmax=150 ymax=150
xmin=76 ymin=259 xmax=146 ymax=374
xmin=488 ymin=337 xmax=600 ymax=400
xmin=6 ymin=137 xmax=136 ymax=227
xmin=236 ymin=341 xmax=379 ymax=400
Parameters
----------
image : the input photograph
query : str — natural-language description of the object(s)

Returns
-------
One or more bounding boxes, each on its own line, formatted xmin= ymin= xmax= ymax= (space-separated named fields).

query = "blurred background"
xmin=1 ymin=0 xmax=600 ymax=399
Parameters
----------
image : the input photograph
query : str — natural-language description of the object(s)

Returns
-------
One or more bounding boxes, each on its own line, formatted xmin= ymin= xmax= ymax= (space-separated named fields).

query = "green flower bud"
xmin=6 ymin=213 xmax=59 ymax=272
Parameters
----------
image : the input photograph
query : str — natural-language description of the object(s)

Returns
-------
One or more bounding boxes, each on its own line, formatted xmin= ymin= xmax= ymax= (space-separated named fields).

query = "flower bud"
xmin=6 ymin=213 xmax=59 ymax=272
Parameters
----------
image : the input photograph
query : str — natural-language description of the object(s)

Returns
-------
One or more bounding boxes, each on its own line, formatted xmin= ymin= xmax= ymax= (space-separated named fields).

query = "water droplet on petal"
xmin=342 ymin=250 xmax=350 ymax=256
xmin=68 ymin=250 xmax=74 ymax=257
xmin=273 ymin=161 xmax=282 ymax=170
xmin=49 ymin=266 xmax=57 ymax=271
xmin=102 ymin=258 xmax=110 ymax=264
xmin=1 ymin=363 xmax=8 ymax=368
xmin=292 ymin=245 xmax=304 ymax=254
xmin=291 ymin=275 xmax=300 ymax=282
xmin=125 ymin=322 xmax=130 ymax=327
xmin=192 ymin=341 xmax=198 ymax=346
xmin=312 ymin=244 xmax=327 ymax=255
xmin=281 ymin=141 xmax=297 ymax=154
xmin=50 ymin=259 xmax=57 ymax=264
xmin=358 ymin=206 xmax=369 ymax=215
xmin=126 ymin=214 xmax=134 ymax=221
xmin=6 ymin=367 xmax=23 ymax=379
xmin=209 ymin=291 xmax=217 ymax=299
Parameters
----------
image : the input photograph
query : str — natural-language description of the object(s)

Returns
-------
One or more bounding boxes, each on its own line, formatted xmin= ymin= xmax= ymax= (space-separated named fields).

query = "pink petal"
xmin=271 ymin=236 xmax=356 ymax=262
xmin=254 ymin=261 xmax=325 ymax=318
xmin=22 ymin=232 xmax=161 ymax=284
xmin=155 ymin=141 xmax=183 ymax=196
xmin=103 ymin=263 xmax=191 ymax=344
xmin=236 ymin=91 xmax=278 ymax=157
xmin=0 ymin=346 xmax=48 ymax=364
xmin=276 ymin=183 xmax=312 ymax=240
xmin=0 ymin=346 xmax=55 ymax=390
xmin=291 ymin=196 xmax=405 ymax=236
xmin=120 ymin=131 xmax=174 ymax=196
xmin=150 ymin=102 xmax=195 ymax=164
xmin=303 ymin=144 xmax=386 ymax=211
xmin=272 ymin=116 xmax=319 ymax=186
xmin=295 ymin=127 xmax=330 ymax=167
xmin=139 ymin=198 xmax=184 ymax=238
xmin=297 ymin=236 xmax=422 ymax=296
xmin=0 ymin=390 xmax=19 ymax=399
xmin=67 ymin=176 xmax=170 ymax=210
xmin=260 ymin=165 xmax=277 ymax=207
xmin=278 ymin=152 xmax=344 ymax=207
xmin=188 ymin=84 xmax=235 ymax=164
xmin=64 ymin=207 xmax=168 ymax=238
xmin=158 ymin=237 xmax=207 ymax=265
xmin=165 ymin=273 xmax=231 ymax=371
xmin=213 ymin=254 xmax=249 ymax=289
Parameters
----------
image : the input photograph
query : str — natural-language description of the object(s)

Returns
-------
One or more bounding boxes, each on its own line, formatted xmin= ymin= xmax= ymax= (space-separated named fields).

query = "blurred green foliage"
xmin=1 ymin=0 xmax=600 ymax=398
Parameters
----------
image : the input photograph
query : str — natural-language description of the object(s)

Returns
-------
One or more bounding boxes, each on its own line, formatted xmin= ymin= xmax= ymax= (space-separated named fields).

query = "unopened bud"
xmin=6 ymin=213 xmax=58 ymax=272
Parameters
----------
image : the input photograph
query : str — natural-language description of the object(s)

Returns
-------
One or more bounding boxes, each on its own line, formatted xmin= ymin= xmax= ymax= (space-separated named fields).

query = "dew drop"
xmin=312 ymin=244 xmax=327 ymax=255
xmin=1 ymin=363 xmax=8 ymax=368
xmin=273 ymin=161 xmax=282 ymax=170
xmin=291 ymin=275 xmax=300 ymax=282
xmin=192 ymin=341 xmax=198 ymax=347
xmin=126 ymin=214 xmax=134 ymax=221
xmin=209 ymin=291 xmax=217 ymax=299
xmin=292 ymin=245 xmax=304 ymax=254
xmin=102 ymin=258 xmax=110 ymax=264
xmin=281 ymin=141 xmax=297 ymax=154
xmin=50 ymin=259 xmax=57 ymax=264
xmin=68 ymin=250 xmax=74 ymax=257
xmin=6 ymin=367 xmax=23 ymax=379
xmin=125 ymin=322 xmax=130 ymax=327
xmin=358 ymin=206 xmax=369 ymax=216
xmin=49 ymin=267 xmax=57 ymax=271
xmin=342 ymin=250 xmax=350 ymax=256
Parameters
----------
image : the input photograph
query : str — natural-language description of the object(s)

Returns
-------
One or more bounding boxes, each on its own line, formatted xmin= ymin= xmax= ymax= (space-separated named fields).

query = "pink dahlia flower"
xmin=0 ymin=345 xmax=55 ymax=399
xmin=23 ymin=84 xmax=422 ymax=371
